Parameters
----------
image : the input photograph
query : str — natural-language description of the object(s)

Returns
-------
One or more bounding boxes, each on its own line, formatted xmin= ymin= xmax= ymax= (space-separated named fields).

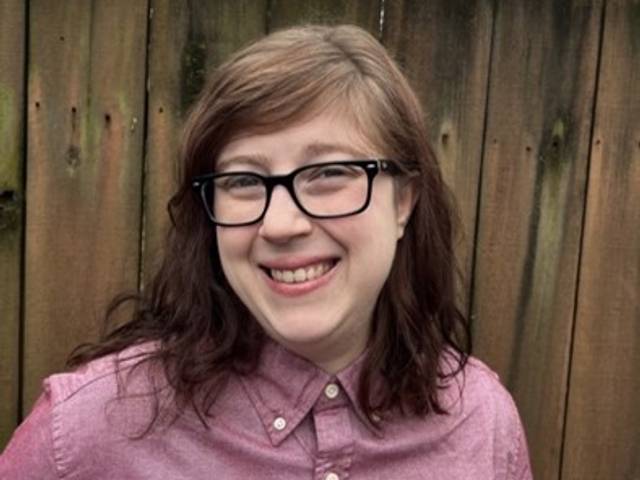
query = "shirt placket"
xmin=312 ymin=381 xmax=354 ymax=480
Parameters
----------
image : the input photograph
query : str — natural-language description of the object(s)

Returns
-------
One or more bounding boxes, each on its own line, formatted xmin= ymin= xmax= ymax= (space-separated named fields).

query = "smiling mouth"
xmin=264 ymin=260 xmax=338 ymax=284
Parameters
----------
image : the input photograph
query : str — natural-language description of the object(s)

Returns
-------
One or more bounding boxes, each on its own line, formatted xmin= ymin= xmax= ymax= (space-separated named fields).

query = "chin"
xmin=274 ymin=326 xmax=335 ymax=346
xmin=267 ymin=317 xmax=339 ymax=347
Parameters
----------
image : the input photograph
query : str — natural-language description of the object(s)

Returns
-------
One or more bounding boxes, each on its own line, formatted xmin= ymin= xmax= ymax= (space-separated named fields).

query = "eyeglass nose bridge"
xmin=259 ymin=170 xmax=310 ymax=221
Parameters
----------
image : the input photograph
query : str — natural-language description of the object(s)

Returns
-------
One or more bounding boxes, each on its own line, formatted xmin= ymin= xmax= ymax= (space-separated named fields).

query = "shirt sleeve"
xmin=0 ymin=391 xmax=61 ymax=479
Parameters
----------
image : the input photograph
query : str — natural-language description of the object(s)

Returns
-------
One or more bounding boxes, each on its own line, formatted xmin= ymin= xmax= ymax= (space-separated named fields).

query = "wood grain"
xmin=268 ymin=0 xmax=380 ymax=34
xmin=0 ymin=0 xmax=25 ymax=450
xmin=382 ymin=0 xmax=493 ymax=314
xmin=561 ymin=0 xmax=640 ymax=478
xmin=142 ymin=0 xmax=268 ymax=286
xmin=471 ymin=1 xmax=603 ymax=478
xmin=23 ymin=0 xmax=148 ymax=411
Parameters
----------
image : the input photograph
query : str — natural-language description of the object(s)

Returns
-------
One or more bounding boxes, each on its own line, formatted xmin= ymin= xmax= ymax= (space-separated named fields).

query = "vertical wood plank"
xmin=23 ymin=0 xmax=148 ymax=411
xmin=382 ymin=0 xmax=494 ymax=311
xmin=471 ymin=1 xmax=603 ymax=478
xmin=143 ymin=0 xmax=268 ymax=284
xmin=562 ymin=0 xmax=640 ymax=477
xmin=0 ymin=0 xmax=25 ymax=450
xmin=268 ymin=0 xmax=380 ymax=34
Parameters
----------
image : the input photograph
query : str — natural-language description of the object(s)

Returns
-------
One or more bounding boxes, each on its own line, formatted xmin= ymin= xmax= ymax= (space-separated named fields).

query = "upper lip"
xmin=259 ymin=256 xmax=339 ymax=270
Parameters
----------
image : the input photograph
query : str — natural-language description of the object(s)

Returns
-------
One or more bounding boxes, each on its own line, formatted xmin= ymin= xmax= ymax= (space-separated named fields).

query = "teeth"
xmin=294 ymin=268 xmax=306 ymax=282
xmin=270 ymin=261 xmax=333 ymax=284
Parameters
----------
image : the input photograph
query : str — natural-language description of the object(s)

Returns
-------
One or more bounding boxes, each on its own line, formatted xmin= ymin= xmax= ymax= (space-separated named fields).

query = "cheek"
xmin=332 ymin=203 xmax=400 ymax=280
xmin=215 ymin=228 xmax=255 ymax=281
xmin=364 ymin=189 xmax=403 ymax=250
xmin=366 ymin=199 xmax=402 ymax=271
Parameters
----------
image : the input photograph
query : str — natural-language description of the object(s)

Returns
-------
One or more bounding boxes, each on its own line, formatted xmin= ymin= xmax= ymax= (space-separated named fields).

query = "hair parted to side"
xmin=68 ymin=24 xmax=471 ymax=432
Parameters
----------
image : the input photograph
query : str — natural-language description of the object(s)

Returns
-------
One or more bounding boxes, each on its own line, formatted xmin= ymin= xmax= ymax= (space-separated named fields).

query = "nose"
xmin=258 ymin=185 xmax=312 ymax=243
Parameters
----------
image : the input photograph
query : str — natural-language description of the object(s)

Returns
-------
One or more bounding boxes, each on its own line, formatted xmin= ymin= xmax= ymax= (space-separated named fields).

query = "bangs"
xmin=220 ymin=76 xmax=389 ymax=159
xmin=182 ymin=24 xmax=422 ymax=180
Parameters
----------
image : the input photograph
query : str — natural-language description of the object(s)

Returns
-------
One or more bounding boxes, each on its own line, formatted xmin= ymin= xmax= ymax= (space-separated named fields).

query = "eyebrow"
xmin=215 ymin=141 xmax=370 ymax=172
xmin=302 ymin=141 xmax=369 ymax=160
xmin=215 ymin=153 xmax=270 ymax=173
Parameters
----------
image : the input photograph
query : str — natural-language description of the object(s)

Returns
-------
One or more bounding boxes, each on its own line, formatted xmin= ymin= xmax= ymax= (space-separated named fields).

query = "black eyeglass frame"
xmin=191 ymin=159 xmax=398 ymax=227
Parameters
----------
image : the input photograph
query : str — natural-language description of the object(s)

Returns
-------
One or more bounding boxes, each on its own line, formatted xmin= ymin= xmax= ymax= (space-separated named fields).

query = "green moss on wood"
xmin=181 ymin=33 xmax=208 ymax=113
xmin=630 ymin=0 xmax=640 ymax=52
xmin=539 ymin=116 xmax=572 ymax=180
xmin=0 ymin=84 xmax=22 ymax=235
xmin=0 ymin=85 xmax=20 ymax=183
xmin=0 ymin=189 xmax=20 ymax=233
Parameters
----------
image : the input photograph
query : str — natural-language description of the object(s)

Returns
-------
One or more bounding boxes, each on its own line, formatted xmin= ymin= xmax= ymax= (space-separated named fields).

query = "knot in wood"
xmin=67 ymin=145 xmax=81 ymax=168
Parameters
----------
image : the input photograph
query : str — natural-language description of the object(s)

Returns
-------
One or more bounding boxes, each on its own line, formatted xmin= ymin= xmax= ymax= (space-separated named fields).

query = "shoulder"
xmin=41 ymin=343 xmax=168 ymax=472
xmin=1 ymin=342 xmax=166 ymax=479
xmin=44 ymin=341 xmax=160 ymax=406
xmin=438 ymin=355 xmax=532 ymax=478
xmin=461 ymin=356 xmax=516 ymax=411
xmin=440 ymin=355 xmax=522 ymax=431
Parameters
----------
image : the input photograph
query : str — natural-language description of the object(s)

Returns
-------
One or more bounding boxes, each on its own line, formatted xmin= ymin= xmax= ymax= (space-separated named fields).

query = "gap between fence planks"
xmin=0 ymin=0 xmax=26 ymax=450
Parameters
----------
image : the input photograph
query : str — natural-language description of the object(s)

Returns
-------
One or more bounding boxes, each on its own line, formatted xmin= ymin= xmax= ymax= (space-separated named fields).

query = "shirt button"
xmin=324 ymin=383 xmax=339 ymax=399
xmin=273 ymin=416 xmax=287 ymax=431
xmin=325 ymin=473 xmax=340 ymax=480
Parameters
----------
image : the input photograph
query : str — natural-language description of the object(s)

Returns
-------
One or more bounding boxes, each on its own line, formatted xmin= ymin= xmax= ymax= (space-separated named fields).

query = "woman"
xmin=0 ymin=25 xmax=532 ymax=479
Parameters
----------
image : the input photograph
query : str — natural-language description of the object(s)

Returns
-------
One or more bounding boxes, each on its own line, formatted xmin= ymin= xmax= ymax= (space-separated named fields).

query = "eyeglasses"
xmin=192 ymin=159 xmax=398 ymax=226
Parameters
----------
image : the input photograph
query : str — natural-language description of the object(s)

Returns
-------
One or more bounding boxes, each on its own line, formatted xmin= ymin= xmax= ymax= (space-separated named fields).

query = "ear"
xmin=395 ymin=182 xmax=417 ymax=240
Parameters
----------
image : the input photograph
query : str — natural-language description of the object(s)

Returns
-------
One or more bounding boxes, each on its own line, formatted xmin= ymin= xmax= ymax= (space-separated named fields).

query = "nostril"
xmin=258 ymin=211 xmax=313 ymax=241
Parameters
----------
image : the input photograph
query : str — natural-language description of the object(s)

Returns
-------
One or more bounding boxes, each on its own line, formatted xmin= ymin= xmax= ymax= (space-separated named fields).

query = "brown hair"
xmin=69 ymin=24 xmax=471 ymax=431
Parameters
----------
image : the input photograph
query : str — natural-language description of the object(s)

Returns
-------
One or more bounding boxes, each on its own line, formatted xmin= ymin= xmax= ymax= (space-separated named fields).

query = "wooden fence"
xmin=1 ymin=1 xmax=638 ymax=478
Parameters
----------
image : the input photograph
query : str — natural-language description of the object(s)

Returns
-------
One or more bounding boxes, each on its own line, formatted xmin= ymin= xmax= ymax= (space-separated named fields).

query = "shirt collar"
xmin=334 ymin=348 xmax=385 ymax=436
xmin=238 ymin=339 xmax=383 ymax=446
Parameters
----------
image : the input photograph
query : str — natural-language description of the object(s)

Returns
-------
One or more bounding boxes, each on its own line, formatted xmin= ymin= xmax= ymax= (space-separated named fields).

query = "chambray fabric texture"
xmin=0 ymin=340 xmax=532 ymax=480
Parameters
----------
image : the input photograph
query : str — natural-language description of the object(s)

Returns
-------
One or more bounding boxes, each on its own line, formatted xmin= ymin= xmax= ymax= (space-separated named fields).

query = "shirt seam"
xmin=510 ymin=408 xmax=526 ymax=479
xmin=50 ymin=393 xmax=68 ymax=478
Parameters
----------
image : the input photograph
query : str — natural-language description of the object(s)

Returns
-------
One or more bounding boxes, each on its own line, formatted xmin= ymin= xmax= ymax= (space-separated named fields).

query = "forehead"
xmin=216 ymin=108 xmax=380 ymax=169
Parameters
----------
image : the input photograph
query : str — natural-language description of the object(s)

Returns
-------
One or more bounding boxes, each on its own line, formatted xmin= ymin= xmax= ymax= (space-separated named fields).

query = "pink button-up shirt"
xmin=0 ymin=340 xmax=532 ymax=479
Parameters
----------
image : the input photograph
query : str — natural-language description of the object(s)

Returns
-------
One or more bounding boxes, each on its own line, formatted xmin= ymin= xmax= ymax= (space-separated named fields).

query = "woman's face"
xmin=215 ymin=109 xmax=414 ymax=373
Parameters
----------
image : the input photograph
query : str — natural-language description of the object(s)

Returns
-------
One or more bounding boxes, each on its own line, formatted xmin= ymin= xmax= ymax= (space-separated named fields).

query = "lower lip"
xmin=262 ymin=262 xmax=339 ymax=297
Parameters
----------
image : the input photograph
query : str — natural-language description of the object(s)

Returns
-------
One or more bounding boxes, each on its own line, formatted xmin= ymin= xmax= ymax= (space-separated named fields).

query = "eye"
xmin=306 ymin=163 xmax=360 ymax=181
xmin=215 ymin=174 xmax=262 ymax=190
